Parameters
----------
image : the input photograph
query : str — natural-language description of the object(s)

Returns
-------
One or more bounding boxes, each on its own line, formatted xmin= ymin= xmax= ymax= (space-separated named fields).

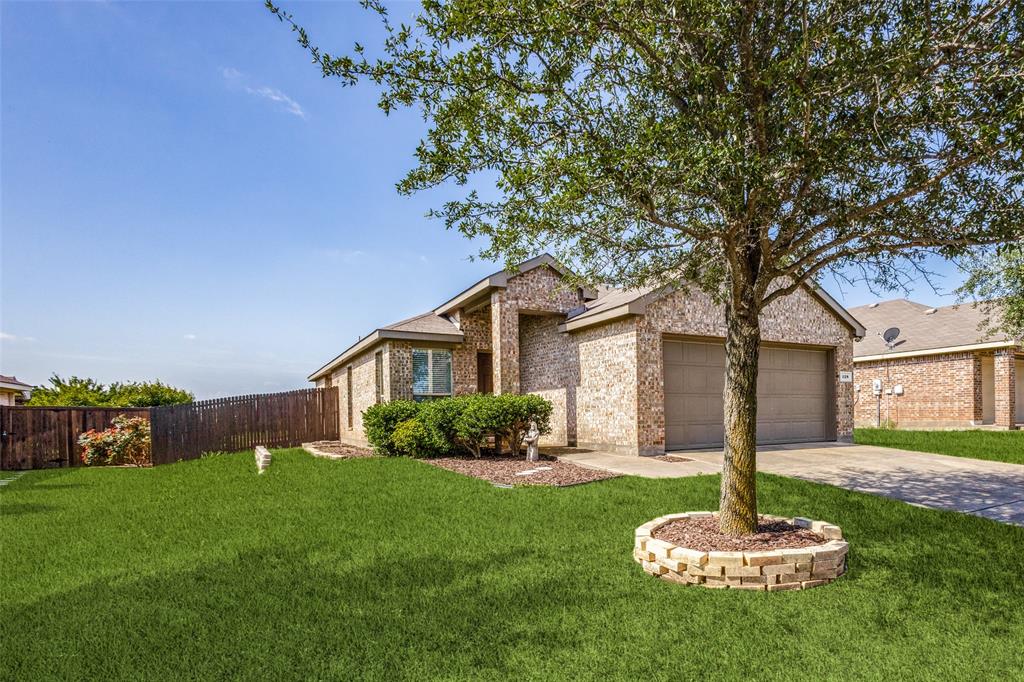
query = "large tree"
xmin=269 ymin=0 xmax=1024 ymax=535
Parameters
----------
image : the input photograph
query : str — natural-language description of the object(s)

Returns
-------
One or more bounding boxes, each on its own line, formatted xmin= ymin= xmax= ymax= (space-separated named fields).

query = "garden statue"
xmin=524 ymin=420 xmax=540 ymax=462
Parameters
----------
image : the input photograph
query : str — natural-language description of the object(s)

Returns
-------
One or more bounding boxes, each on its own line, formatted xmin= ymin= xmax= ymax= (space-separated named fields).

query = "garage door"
xmin=663 ymin=340 xmax=832 ymax=449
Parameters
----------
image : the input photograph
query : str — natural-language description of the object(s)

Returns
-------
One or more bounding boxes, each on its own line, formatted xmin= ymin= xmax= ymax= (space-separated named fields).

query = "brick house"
xmin=0 ymin=375 xmax=33 ymax=406
xmin=850 ymin=299 xmax=1023 ymax=429
xmin=310 ymin=255 xmax=865 ymax=455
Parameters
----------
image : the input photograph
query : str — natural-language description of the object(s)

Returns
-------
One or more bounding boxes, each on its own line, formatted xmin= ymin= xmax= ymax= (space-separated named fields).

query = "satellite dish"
xmin=882 ymin=327 xmax=900 ymax=349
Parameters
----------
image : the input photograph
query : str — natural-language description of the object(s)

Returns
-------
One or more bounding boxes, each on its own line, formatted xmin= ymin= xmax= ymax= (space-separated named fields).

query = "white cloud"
xmin=221 ymin=66 xmax=306 ymax=119
xmin=183 ymin=334 xmax=197 ymax=341
xmin=0 ymin=332 xmax=35 ymax=342
xmin=244 ymin=85 xmax=306 ymax=119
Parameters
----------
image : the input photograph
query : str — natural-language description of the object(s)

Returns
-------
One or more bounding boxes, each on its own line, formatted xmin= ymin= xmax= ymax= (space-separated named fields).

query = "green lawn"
xmin=2 ymin=451 xmax=1022 ymax=680
xmin=854 ymin=427 xmax=1024 ymax=465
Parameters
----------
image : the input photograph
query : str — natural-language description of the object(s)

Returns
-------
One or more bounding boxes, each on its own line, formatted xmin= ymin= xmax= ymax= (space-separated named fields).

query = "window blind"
xmin=412 ymin=348 xmax=452 ymax=398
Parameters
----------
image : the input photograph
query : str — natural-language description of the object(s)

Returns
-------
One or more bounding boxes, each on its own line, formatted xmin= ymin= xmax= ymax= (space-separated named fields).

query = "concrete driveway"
xmin=552 ymin=442 xmax=1024 ymax=525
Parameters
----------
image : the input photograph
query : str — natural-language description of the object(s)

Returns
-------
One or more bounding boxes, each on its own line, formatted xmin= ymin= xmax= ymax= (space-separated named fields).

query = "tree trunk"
xmin=719 ymin=297 xmax=761 ymax=536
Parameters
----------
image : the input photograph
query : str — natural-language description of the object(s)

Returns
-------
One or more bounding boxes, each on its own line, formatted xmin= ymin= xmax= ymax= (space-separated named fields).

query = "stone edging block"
xmin=633 ymin=512 xmax=848 ymax=592
xmin=255 ymin=446 xmax=272 ymax=473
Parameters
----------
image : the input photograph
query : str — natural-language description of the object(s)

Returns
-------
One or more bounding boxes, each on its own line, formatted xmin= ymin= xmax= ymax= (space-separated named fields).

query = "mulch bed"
xmin=654 ymin=515 xmax=826 ymax=552
xmin=424 ymin=454 xmax=620 ymax=487
xmin=304 ymin=441 xmax=376 ymax=458
xmin=649 ymin=455 xmax=694 ymax=463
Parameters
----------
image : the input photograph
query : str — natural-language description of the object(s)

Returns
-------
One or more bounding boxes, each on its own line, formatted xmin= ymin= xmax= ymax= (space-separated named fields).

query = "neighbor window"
xmin=412 ymin=348 xmax=452 ymax=400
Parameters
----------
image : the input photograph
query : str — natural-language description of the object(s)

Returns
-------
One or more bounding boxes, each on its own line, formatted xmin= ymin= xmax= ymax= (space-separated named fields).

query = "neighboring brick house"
xmin=850 ymin=299 xmax=1023 ymax=429
xmin=310 ymin=255 xmax=865 ymax=455
xmin=0 ymin=375 xmax=33 ymax=406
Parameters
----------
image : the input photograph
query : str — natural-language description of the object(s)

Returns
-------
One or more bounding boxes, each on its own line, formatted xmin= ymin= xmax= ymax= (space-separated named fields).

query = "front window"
xmin=412 ymin=348 xmax=452 ymax=401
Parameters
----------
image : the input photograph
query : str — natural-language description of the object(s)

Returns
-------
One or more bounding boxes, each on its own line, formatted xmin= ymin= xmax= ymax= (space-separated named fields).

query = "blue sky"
xmin=1 ymin=1 xmax=967 ymax=398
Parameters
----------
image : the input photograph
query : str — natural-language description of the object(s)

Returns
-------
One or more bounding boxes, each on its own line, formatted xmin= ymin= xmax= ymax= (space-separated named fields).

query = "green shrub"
xmin=363 ymin=394 xmax=553 ymax=458
xmin=456 ymin=391 xmax=503 ymax=454
xmin=488 ymin=393 xmax=553 ymax=454
xmin=391 ymin=418 xmax=432 ymax=458
xmin=78 ymin=415 xmax=151 ymax=466
xmin=363 ymin=400 xmax=420 ymax=455
xmin=417 ymin=398 xmax=463 ymax=457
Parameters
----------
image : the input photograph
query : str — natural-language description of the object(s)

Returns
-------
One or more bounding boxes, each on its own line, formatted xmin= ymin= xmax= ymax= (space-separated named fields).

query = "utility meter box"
xmin=872 ymin=378 xmax=883 ymax=395
xmin=893 ymin=384 xmax=905 ymax=396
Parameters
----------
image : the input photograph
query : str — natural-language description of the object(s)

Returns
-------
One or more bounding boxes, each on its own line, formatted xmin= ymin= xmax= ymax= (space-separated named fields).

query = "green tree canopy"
xmin=27 ymin=375 xmax=194 ymax=407
xmin=270 ymin=0 xmax=1024 ymax=534
xmin=957 ymin=242 xmax=1024 ymax=340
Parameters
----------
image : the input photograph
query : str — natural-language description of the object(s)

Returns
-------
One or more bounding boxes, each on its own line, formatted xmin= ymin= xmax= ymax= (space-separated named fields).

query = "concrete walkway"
xmin=549 ymin=442 xmax=1024 ymax=526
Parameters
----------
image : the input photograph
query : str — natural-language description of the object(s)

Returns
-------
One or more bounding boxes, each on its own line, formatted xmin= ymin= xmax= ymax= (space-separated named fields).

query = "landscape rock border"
xmin=301 ymin=441 xmax=375 ymax=460
xmin=634 ymin=512 xmax=848 ymax=591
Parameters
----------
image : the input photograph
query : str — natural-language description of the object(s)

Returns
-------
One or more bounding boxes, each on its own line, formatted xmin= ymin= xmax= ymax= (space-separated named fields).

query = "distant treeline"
xmin=26 ymin=375 xmax=193 ymax=407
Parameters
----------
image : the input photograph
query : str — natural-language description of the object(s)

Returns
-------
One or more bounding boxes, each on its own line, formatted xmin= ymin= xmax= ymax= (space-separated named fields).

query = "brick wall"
xmin=452 ymin=309 xmax=491 ymax=395
xmin=330 ymin=347 xmax=379 ymax=440
xmin=1017 ymin=359 xmax=1024 ymax=424
xmin=994 ymin=350 xmax=1017 ymax=428
xmin=491 ymin=292 xmax=520 ymax=394
xmin=387 ymin=341 xmax=413 ymax=402
xmin=852 ymin=352 xmax=980 ymax=428
xmin=317 ymin=340 xmax=415 ymax=445
xmin=574 ymin=318 xmax=640 ymax=453
xmin=519 ymin=314 xmax=578 ymax=446
xmin=491 ymin=265 xmax=584 ymax=395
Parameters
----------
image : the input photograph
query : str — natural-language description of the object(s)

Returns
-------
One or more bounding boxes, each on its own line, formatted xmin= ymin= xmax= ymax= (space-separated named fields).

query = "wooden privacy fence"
xmin=0 ymin=388 xmax=340 ymax=470
xmin=0 ymin=407 xmax=151 ymax=470
xmin=150 ymin=388 xmax=339 ymax=465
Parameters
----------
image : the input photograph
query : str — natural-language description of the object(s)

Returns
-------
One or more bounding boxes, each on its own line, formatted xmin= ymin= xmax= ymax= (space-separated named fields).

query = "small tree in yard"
xmin=270 ymin=0 xmax=1024 ymax=535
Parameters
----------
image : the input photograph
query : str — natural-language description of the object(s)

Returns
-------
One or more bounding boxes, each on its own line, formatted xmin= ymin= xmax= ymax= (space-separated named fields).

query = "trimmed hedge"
xmin=362 ymin=400 xmax=420 ymax=456
xmin=362 ymin=393 xmax=553 ymax=457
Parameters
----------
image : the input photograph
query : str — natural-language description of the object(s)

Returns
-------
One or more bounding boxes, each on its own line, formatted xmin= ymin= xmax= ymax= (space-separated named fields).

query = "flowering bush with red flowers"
xmin=78 ymin=415 xmax=152 ymax=467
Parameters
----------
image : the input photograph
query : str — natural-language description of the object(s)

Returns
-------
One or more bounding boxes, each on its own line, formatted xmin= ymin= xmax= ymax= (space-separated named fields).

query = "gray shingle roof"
xmin=849 ymin=299 xmax=1013 ymax=358
xmin=382 ymin=312 xmax=461 ymax=335
xmin=0 ymin=374 xmax=33 ymax=391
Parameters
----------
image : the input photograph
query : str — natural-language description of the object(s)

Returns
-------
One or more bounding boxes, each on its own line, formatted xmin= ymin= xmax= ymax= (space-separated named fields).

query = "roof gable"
xmin=433 ymin=253 xmax=595 ymax=316
xmin=562 ymin=282 xmax=865 ymax=337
